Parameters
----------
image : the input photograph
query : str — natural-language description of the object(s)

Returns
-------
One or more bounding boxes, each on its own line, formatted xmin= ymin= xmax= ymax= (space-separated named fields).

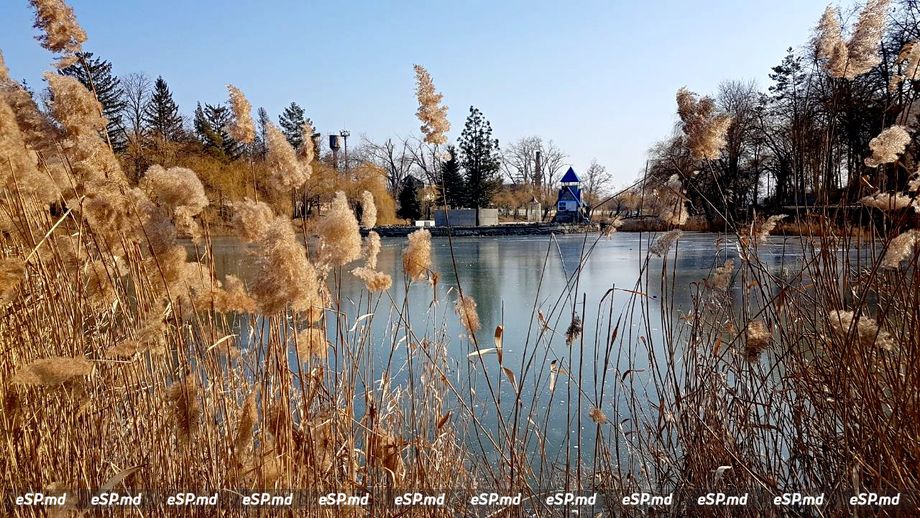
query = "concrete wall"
xmin=434 ymin=209 xmax=499 ymax=227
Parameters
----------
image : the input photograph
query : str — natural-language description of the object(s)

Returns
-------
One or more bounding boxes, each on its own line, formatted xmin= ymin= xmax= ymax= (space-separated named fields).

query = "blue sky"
xmin=0 ymin=0 xmax=830 ymax=187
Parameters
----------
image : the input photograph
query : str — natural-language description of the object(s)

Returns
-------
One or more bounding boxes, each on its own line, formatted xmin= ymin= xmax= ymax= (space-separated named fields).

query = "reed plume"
xmin=455 ymin=294 xmax=480 ymax=334
xmin=232 ymin=198 xmax=274 ymax=242
xmin=0 ymin=258 xmax=26 ymax=306
xmin=881 ymin=229 xmax=919 ymax=268
xmin=351 ymin=266 xmax=392 ymax=292
xmin=755 ymin=214 xmax=786 ymax=243
xmin=233 ymin=391 xmax=258 ymax=460
xmin=360 ymin=190 xmax=377 ymax=229
xmin=845 ymin=0 xmax=890 ymax=79
xmin=814 ymin=5 xmax=848 ymax=77
xmin=295 ymin=327 xmax=329 ymax=361
xmin=859 ymin=192 xmax=913 ymax=211
xmin=167 ymin=375 xmax=201 ymax=446
xmin=413 ymin=64 xmax=450 ymax=146
xmin=744 ymin=320 xmax=771 ymax=361
xmin=226 ymin=84 xmax=255 ymax=144
xmin=650 ymin=229 xmax=682 ymax=256
xmin=676 ymin=88 xmax=732 ymax=160
xmin=707 ymin=259 xmax=734 ymax=291
xmin=299 ymin=120 xmax=315 ymax=174
xmin=864 ymin=125 xmax=911 ymax=167
xmin=12 ymin=356 xmax=94 ymax=386
xmin=212 ymin=274 xmax=257 ymax=313
xmin=251 ymin=215 xmax=323 ymax=319
xmin=27 ymin=0 xmax=86 ymax=67
xmin=265 ymin=122 xmax=307 ymax=192
xmin=317 ymin=191 xmax=362 ymax=267
xmin=364 ymin=231 xmax=381 ymax=269
xmin=402 ymin=228 xmax=431 ymax=281
xmin=827 ymin=310 xmax=895 ymax=351
xmin=140 ymin=165 xmax=209 ymax=241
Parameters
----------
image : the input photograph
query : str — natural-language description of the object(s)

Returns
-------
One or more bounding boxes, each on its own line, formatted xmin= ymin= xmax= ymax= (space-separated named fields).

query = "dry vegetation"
xmin=1 ymin=0 xmax=919 ymax=516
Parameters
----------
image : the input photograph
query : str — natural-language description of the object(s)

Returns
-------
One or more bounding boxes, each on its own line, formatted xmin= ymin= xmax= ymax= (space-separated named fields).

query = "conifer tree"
xmin=397 ymin=176 xmax=423 ymax=221
xmin=59 ymin=52 xmax=126 ymax=150
xmin=458 ymin=106 xmax=502 ymax=216
xmin=278 ymin=102 xmax=312 ymax=149
xmin=194 ymin=102 xmax=242 ymax=160
xmin=439 ymin=145 xmax=465 ymax=207
xmin=143 ymin=76 xmax=183 ymax=144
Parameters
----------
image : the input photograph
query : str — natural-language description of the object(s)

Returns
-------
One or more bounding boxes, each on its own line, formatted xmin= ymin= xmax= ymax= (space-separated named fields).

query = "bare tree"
xmin=363 ymin=136 xmax=415 ymax=193
xmin=120 ymin=72 xmax=151 ymax=179
xmin=582 ymin=158 xmax=613 ymax=205
xmin=501 ymin=136 xmax=567 ymax=187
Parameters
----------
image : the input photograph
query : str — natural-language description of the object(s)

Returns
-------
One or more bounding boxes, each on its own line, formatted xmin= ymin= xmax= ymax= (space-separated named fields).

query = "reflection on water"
xmin=202 ymin=232 xmax=797 ymax=461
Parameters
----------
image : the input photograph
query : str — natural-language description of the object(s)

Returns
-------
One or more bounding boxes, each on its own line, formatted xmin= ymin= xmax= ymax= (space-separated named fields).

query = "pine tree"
xmin=458 ymin=106 xmax=502 ymax=218
xmin=439 ymin=145 xmax=465 ymax=207
xmin=397 ymin=176 xmax=423 ymax=221
xmin=194 ymin=103 xmax=242 ymax=160
xmin=60 ymin=52 xmax=126 ymax=150
xmin=255 ymin=107 xmax=270 ymax=157
xmin=278 ymin=102 xmax=312 ymax=149
xmin=143 ymin=76 xmax=183 ymax=144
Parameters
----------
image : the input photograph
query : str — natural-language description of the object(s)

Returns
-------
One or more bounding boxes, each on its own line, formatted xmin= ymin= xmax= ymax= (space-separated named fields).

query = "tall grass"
xmin=1 ymin=0 xmax=919 ymax=516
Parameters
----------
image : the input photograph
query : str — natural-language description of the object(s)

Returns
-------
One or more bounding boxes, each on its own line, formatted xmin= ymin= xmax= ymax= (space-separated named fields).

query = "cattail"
xmin=45 ymin=73 xmax=123 ymax=183
xmin=295 ymin=327 xmax=329 ymax=361
xmin=265 ymin=122 xmax=307 ymax=193
xmin=232 ymin=198 xmax=275 ymax=242
xmin=251 ymin=216 xmax=323 ymax=319
xmin=881 ymin=229 xmax=919 ymax=268
xmin=650 ymin=229 xmax=682 ymax=256
xmin=213 ymin=274 xmax=257 ymax=313
xmin=351 ymin=266 xmax=392 ymax=292
xmin=676 ymin=88 xmax=732 ymax=160
xmin=815 ymin=6 xmax=849 ymax=77
xmin=455 ymin=294 xmax=480 ymax=334
xmin=402 ymin=229 xmax=432 ymax=281
xmin=225 ymin=84 xmax=255 ymax=144
xmin=233 ymin=391 xmax=258 ymax=459
xmin=360 ymin=190 xmax=377 ymax=229
xmin=707 ymin=259 xmax=734 ymax=291
xmin=166 ymin=374 xmax=201 ymax=445
xmin=755 ymin=214 xmax=786 ymax=243
xmin=12 ymin=356 xmax=94 ymax=386
xmin=317 ymin=192 xmax=362 ymax=267
xmin=0 ymin=258 xmax=26 ymax=306
xmin=140 ymin=165 xmax=209 ymax=240
xmin=27 ymin=0 xmax=86 ymax=67
xmin=864 ymin=125 xmax=911 ymax=167
xmin=413 ymin=65 xmax=450 ymax=146
xmin=588 ymin=406 xmax=607 ymax=425
xmin=845 ymin=0 xmax=890 ymax=79
xmin=744 ymin=320 xmax=771 ymax=361
xmin=828 ymin=310 xmax=895 ymax=351
xmin=364 ymin=231 xmax=381 ymax=269
xmin=859 ymin=192 xmax=913 ymax=211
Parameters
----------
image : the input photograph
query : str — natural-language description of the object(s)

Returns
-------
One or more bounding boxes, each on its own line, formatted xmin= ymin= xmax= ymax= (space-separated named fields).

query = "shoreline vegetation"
xmin=0 ymin=0 xmax=919 ymax=517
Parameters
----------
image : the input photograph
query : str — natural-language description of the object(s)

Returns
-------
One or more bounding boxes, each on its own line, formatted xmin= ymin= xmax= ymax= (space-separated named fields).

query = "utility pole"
xmin=340 ymin=129 xmax=351 ymax=173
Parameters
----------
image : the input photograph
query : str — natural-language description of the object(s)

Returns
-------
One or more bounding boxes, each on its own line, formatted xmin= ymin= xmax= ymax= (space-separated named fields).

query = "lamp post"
xmin=339 ymin=129 xmax=351 ymax=173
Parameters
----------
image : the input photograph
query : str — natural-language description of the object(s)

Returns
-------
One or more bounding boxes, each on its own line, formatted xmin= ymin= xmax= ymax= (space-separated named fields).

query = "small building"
xmin=553 ymin=167 xmax=589 ymax=224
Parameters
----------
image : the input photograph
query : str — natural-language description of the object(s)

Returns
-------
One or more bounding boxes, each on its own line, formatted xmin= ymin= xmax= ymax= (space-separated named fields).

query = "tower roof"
xmin=560 ymin=167 xmax=580 ymax=184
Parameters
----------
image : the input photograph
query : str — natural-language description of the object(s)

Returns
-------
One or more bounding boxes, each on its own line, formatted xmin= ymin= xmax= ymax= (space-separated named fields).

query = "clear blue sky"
xmin=0 ymin=0 xmax=830 ymax=188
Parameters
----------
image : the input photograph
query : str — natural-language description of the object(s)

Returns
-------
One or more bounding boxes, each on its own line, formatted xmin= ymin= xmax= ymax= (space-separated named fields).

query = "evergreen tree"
xmin=439 ymin=144 xmax=465 ymax=207
xmin=397 ymin=176 xmax=423 ymax=221
xmin=255 ymin=107 xmax=270 ymax=157
xmin=458 ymin=106 xmax=502 ymax=217
xmin=60 ymin=52 xmax=126 ymax=150
xmin=143 ymin=76 xmax=183 ymax=144
xmin=278 ymin=102 xmax=312 ymax=149
xmin=194 ymin=103 xmax=242 ymax=160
